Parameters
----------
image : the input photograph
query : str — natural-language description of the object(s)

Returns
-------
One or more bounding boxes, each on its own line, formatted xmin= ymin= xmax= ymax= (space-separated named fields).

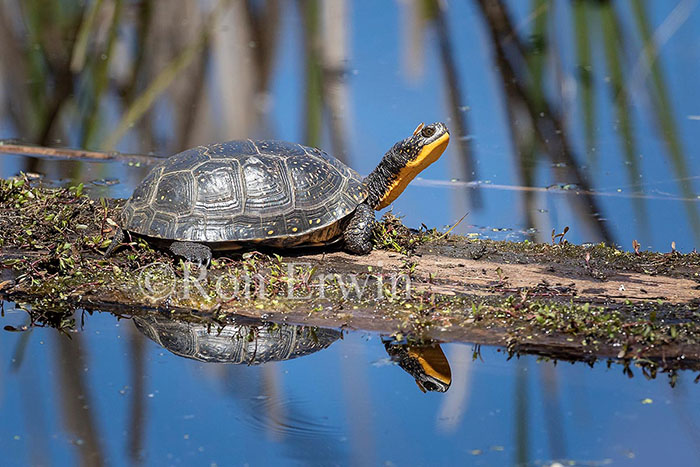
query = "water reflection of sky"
xmin=1 ymin=2 xmax=698 ymax=251
xmin=1 ymin=309 xmax=699 ymax=465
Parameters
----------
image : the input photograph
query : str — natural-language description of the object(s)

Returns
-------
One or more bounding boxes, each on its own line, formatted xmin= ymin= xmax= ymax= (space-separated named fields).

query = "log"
xmin=1 ymin=176 xmax=699 ymax=375
xmin=0 ymin=140 xmax=158 ymax=165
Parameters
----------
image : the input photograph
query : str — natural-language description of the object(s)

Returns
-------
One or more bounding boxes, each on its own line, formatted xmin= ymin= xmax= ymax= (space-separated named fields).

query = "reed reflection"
xmin=0 ymin=0 xmax=697 ymax=246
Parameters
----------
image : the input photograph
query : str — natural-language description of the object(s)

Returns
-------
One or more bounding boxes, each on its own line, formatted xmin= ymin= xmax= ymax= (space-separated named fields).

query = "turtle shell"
xmin=133 ymin=315 xmax=341 ymax=364
xmin=120 ymin=140 xmax=368 ymax=246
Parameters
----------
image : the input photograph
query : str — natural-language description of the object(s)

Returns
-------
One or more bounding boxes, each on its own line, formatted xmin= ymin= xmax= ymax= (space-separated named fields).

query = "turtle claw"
xmin=104 ymin=227 xmax=125 ymax=257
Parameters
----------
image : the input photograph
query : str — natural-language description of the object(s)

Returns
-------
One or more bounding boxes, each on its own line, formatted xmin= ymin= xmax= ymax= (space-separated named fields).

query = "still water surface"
xmin=0 ymin=1 xmax=699 ymax=465
xmin=2 ymin=306 xmax=700 ymax=466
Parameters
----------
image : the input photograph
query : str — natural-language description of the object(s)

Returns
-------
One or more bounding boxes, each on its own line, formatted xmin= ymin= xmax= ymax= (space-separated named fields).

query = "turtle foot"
xmin=343 ymin=203 xmax=375 ymax=255
xmin=169 ymin=241 xmax=212 ymax=268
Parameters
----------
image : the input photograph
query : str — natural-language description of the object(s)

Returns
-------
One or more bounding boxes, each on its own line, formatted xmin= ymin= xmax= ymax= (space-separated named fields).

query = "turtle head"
xmin=408 ymin=345 xmax=452 ymax=393
xmin=383 ymin=339 xmax=452 ymax=393
xmin=365 ymin=122 xmax=450 ymax=210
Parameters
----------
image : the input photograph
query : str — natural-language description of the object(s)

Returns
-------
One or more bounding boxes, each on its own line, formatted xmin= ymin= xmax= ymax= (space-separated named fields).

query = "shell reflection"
xmin=133 ymin=314 xmax=341 ymax=364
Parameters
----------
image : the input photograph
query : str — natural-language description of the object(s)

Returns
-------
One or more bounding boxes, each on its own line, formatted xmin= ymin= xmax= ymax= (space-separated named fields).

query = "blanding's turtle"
xmin=105 ymin=122 xmax=450 ymax=264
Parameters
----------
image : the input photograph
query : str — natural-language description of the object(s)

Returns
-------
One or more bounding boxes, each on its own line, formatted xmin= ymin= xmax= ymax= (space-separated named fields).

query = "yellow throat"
xmin=376 ymin=131 xmax=450 ymax=210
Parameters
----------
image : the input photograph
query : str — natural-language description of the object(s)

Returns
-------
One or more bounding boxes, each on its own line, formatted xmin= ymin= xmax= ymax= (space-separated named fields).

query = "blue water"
xmin=1 ymin=307 xmax=699 ymax=466
xmin=1 ymin=1 xmax=698 ymax=252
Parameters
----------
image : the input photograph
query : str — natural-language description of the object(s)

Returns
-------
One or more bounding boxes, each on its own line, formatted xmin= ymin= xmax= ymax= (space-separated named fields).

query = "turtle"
xmin=133 ymin=314 xmax=341 ymax=364
xmin=105 ymin=122 xmax=449 ymax=265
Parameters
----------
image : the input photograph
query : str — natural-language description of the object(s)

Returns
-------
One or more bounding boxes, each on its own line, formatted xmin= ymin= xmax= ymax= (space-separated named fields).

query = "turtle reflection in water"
xmin=383 ymin=337 xmax=452 ymax=393
xmin=133 ymin=314 xmax=340 ymax=364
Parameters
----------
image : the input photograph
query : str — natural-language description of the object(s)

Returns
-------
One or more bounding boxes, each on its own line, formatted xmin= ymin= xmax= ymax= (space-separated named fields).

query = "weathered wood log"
xmin=0 ymin=140 xmax=158 ymax=165
xmin=1 ymin=176 xmax=699 ymax=373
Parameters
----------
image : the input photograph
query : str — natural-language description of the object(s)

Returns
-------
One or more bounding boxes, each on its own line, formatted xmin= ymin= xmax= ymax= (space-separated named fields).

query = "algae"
xmin=1 ymin=177 xmax=699 ymax=373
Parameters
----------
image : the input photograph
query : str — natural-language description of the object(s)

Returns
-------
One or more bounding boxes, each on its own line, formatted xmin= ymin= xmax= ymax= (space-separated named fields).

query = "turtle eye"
xmin=421 ymin=126 xmax=436 ymax=138
xmin=422 ymin=381 xmax=438 ymax=391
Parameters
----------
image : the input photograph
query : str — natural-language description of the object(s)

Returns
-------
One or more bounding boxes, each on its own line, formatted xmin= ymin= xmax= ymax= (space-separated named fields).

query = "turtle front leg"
xmin=343 ymin=203 xmax=375 ymax=254
xmin=169 ymin=241 xmax=212 ymax=268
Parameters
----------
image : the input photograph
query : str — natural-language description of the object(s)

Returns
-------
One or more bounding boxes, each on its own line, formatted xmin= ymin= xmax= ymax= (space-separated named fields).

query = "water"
xmin=1 ymin=1 xmax=699 ymax=465
xmin=1 ymin=1 xmax=699 ymax=251
xmin=2 ymin=306 xmax=699 ymax=465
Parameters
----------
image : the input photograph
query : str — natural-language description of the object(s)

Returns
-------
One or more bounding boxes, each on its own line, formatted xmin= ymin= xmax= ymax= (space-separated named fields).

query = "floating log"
xmin=1 ymin=176 xmax=699 ymax=374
